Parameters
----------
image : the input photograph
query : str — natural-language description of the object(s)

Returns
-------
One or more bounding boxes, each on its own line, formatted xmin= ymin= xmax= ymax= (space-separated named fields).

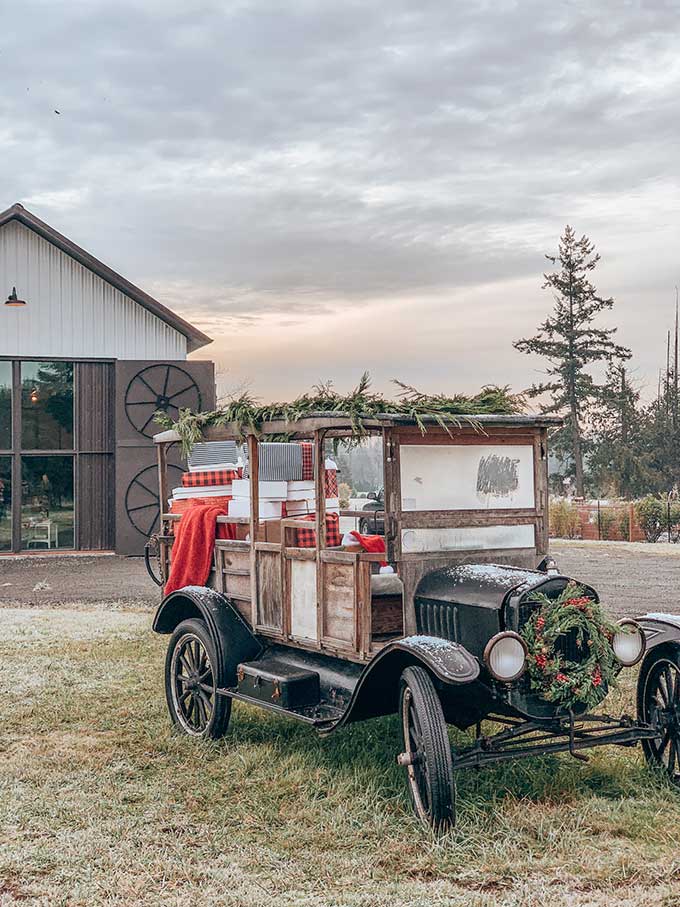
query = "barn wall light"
xmin=5 ymin=287 xmax=26 ymax=306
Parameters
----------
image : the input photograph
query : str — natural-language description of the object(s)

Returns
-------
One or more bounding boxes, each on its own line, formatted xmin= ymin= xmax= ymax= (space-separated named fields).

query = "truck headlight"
xmin=483 ymin=632 xmax=528 ymax=682
xmin=613 ymin=619 xmax=645 ymax=667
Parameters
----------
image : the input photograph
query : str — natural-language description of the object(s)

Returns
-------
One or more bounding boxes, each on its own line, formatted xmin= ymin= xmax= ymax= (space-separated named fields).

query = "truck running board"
xmin=219 ymin=687 xmax=343 ymax=727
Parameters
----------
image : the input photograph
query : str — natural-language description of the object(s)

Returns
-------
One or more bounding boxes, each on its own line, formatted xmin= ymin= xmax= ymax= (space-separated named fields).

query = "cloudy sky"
xmin=2 ymin=1 xmax=679 ymax=401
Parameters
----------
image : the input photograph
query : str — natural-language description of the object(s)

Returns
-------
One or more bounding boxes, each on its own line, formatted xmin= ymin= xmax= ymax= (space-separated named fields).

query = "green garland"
xmin=520 ymin=583 xmax=622 ymax=711
xmin=155 ymin=372 xmax=524 ymax=456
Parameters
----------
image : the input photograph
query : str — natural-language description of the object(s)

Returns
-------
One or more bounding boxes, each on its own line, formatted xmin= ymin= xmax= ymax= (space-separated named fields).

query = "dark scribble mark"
xmin=477 ymin=454 xmax=520 ymax=497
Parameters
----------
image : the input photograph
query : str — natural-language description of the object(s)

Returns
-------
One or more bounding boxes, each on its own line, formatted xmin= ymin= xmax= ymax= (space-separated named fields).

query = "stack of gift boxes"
xmin=169 ymin=441 xmax=339 ymax=524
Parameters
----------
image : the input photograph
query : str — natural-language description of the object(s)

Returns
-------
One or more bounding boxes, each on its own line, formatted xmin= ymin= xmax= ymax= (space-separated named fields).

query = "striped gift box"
xmin=245 ymin=443 xmax=303 ymax=481
xmin=182 ymin=468 xmax=240 ymax=488
xmin=188 ymin=441 xmax=243 ymax=469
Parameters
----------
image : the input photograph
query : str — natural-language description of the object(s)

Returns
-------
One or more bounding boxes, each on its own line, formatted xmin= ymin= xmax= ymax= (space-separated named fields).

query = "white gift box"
xmin=188 ymin=462 xmax=240 ymax=473
xmin=231 ymin=479 xmax=288 ymax=500
xmin=171 ymin=485 xmax=232 ymax=499
xmin=286 ymin=480 xmax=316 ymax=499
xmin=285 ymin=500 xmax=316 ymax=515
xmin=228 ymin=498 xmax=283 ymax=519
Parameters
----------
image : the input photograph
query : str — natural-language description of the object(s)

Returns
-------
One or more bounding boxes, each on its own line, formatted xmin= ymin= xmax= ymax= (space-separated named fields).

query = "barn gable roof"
xmin=0 ymin=202 xmax=212 ymax=353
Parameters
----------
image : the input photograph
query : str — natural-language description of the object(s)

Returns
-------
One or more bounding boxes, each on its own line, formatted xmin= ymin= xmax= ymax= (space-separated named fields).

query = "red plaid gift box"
xmin=301 ymin=443 xmax=314 ymax=481
xmin=181 ymin=468 xmax=240 ymax=488
xmin=294 ymin=512 xmax=340 ymax=548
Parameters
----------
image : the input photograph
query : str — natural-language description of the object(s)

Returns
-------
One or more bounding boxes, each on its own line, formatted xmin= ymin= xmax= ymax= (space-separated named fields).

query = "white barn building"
xmin=0 ymin=202 xmax=215 ymax=555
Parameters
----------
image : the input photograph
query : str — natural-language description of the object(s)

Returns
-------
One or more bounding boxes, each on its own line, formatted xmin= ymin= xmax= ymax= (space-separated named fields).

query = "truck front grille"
xmin=554 ymin=628 xmax=588 ymax=663
xmin=517 ymin=597 xmax=540 ymax=631
xmin=518 ymin=599 xmax=589 ymax=664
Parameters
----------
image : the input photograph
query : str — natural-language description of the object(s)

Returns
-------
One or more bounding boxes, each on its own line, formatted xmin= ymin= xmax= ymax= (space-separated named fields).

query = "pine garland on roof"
xmin=156 ymin=373 xmax=524 ymax=456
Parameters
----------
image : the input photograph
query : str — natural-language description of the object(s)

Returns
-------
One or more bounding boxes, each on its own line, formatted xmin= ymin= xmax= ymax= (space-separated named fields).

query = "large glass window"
xmin=0 ymin=457 xmax=10 ymax=551
xmin=0 ymin=361 xmax=11 ymax=449
xmin=21 ymin=361 xmax=74 ymax=450
xmin=21 ymin=456 xmax=74 ymax=550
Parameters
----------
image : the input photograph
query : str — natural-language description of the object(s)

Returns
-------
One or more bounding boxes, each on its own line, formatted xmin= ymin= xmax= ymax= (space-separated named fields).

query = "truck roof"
xmin=154 ymin=411 xmax=562 ymax=443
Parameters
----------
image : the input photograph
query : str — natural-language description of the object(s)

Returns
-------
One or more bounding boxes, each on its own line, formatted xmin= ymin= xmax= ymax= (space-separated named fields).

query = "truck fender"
xmin=327 ymin=635 xmax=480 ymax=731
xmin=636 ymin=613 xmax=680 ymax=655
xmin=152 ymin=585 xmax=262 ymax=686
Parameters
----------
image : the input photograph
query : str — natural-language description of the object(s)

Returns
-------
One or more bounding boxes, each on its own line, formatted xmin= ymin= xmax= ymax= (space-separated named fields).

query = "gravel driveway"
xmin=550 ymin=539 xmax=680 ymax=618
xmin=1 ymin=541 xmax=679 ymax=617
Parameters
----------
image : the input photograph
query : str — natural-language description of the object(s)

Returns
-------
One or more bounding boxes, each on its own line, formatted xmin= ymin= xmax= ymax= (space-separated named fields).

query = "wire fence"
xmin=550 ymin=498 xmax=680 ymax=543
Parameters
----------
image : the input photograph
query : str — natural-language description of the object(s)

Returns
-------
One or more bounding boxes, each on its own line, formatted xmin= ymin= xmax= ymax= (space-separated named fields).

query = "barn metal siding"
xmin=0 ymin=221 xmax=187 ymax=360
xmin=75 ymin=362 xmax=115 ymax=452
xmin=75 ymin=362 xmax=115 ymax=550
xmin=77 ymin=455 xmax=115 ymax=550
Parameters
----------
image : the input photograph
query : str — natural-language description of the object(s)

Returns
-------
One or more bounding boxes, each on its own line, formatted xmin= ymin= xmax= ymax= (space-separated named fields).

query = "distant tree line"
xmin=516 ymin=225 xmax=679 ymax=500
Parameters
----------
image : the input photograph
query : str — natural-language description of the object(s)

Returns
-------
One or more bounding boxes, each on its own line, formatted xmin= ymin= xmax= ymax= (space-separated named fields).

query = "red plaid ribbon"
xmin=181 ymin=469 xmax=239 ymax=488
xmin=301 ymin=443 xmax=314 ymax=481
xmin=325 ymin=470 xmax=338 ymax=498
xmin=294 ymin=512 xmax=340 ymax=548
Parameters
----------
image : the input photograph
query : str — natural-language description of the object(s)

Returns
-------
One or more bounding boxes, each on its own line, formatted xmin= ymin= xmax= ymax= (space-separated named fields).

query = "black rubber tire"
xmin=399 ymin=665 xmax=455 ymax=831
xmin=358 ymin=517 xmax=370 ymax=535
xmin=164 ymin=618 xmax=232 ymax=740
xmin=637 ymin=644 xmax=680 ymax=783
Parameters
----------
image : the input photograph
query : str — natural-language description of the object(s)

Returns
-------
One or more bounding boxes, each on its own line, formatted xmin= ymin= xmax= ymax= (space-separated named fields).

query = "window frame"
xmin=0 ymin=357 xmax=77 ymax=552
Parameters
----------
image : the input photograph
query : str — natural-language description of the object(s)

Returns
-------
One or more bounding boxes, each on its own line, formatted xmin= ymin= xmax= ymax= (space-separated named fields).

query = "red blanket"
xmin=165 ymin=501 xmax=236 ymax=595
xmin=350 ymin=530 xmax=387 ymax=566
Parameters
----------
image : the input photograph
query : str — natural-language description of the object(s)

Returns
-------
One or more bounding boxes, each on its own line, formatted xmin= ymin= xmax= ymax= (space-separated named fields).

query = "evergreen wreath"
xmin=520 ymin=582 xmax=623 ymax=711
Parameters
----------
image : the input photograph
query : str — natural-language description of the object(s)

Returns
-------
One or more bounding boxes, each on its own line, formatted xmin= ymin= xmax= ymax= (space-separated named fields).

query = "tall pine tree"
xmin=514 ymin=226 xmax=630 ymax=496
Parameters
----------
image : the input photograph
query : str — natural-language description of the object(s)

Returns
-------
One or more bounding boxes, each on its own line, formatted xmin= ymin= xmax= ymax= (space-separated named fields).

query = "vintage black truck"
xmin=148 ymin=412 xmax=680 ymax=830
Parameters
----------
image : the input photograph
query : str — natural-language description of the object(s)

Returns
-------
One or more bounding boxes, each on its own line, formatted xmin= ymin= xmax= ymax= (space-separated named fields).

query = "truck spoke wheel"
xmin=164 ymin=618 xmax=231 ymax=740
xmin=639 ymin=648 xmax=680 ymax=784
xmin=398 ymin=666 xmax=455 ymax=831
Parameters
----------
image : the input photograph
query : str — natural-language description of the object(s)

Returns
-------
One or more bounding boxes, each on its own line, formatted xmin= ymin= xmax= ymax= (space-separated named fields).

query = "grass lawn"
xmin=1 ymin=607 xmax=680 ymax=907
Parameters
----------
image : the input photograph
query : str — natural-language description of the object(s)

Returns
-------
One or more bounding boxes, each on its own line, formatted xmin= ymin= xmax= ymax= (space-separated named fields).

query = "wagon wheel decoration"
xmin=125 ymin=364 xmax=202 ymax=438
xmin=125 ymin=463 xmax=183 ymax=538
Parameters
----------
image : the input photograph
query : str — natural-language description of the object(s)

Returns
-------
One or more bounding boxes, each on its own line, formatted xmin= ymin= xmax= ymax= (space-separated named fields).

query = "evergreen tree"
xmin=589 ymin=363 xmax=646 ymax=497
xmin=514 ymin=226 xmax=630 ymax=496
xmin=636 ymin=307 xmax=680 ymax=495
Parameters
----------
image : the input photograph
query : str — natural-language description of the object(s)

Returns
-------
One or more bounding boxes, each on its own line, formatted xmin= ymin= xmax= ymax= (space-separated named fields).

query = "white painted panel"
xmin=400 ymin=444 xmax=535 ymax=510
xmin=290 ymin=559 xmax=318 ymax=640
xmin=0 ymin=220 xmax=187 ymax=359
xmin=401 ymin=524 xmax=535 ymax=553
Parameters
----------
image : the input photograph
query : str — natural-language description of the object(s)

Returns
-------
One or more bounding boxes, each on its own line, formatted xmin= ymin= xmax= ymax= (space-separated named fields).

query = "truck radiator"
xmin=415 ymin=599 xmax=457 ymax=642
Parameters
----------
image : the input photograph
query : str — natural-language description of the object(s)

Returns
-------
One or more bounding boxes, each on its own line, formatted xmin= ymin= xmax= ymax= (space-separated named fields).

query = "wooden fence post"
xmin=629 ymin=502 xmax=634 ymax=542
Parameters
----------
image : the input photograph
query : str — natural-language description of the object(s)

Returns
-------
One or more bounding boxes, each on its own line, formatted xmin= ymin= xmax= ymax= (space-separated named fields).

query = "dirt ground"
xmin=1 ymin=539 xmax=680 ymax=615
xmin=0 ymin=553 xmax=158 ymax=609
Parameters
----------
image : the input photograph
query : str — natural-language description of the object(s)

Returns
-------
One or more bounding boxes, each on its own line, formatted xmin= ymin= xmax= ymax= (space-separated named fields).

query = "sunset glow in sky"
xmin=3 ymin=1 xmax=679 ymax=401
